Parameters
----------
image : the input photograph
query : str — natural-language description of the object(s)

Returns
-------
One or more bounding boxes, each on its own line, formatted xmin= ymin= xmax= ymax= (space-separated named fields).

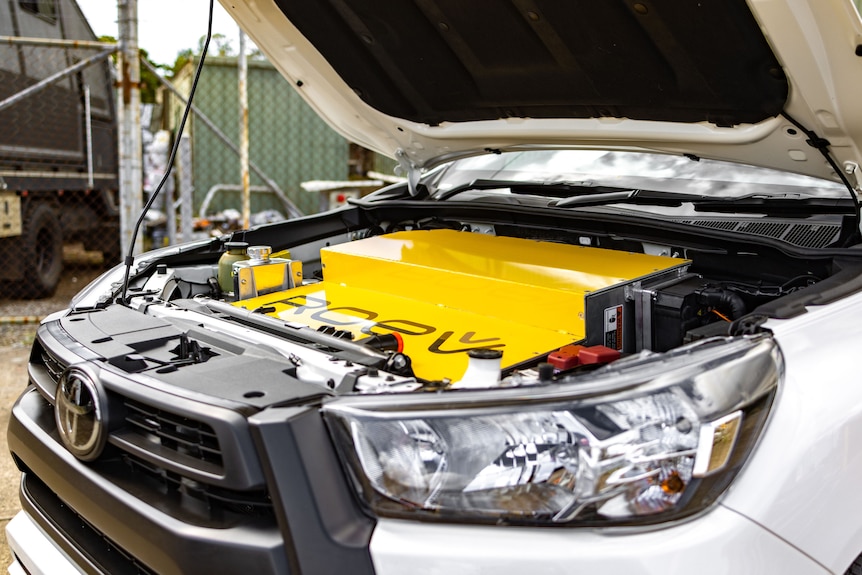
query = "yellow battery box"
xmin=233 ymin=229 xmax=688 ymax=381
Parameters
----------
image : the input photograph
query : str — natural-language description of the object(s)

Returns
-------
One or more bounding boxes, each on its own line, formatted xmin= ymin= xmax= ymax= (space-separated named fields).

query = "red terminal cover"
xmin=548 ymin=345 xmax=585 ymax=370
xmin=578 ymin=345 xmax=622 ymax=365
xmin=392 ymin=331 xmax=404 ymax=353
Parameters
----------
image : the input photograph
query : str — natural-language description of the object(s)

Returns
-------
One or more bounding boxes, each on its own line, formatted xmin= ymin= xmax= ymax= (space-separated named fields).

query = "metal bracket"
xmin=395 ymin=149 xmax=421 ymax=197
xmin=842 ymin=163 xmax=862 ymax=237
xmin=844 ymin=161 xmax=862 ymax=192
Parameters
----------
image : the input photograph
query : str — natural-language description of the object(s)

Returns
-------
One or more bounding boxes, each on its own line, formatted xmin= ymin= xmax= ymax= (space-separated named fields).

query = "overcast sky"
xmin=76 ymin=0 xmax=244 ymax=66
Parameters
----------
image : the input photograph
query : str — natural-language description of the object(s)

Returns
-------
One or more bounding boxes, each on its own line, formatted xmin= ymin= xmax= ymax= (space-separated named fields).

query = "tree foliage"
xmin=198 ymin=33 xmax=235 ymax=57
xmin=138 ymin=48 xmax=169 ymax=103
xmin=168 ymin=33 xmax=237 ymax=77
xmin=96 ymin=35 xmax=164 ymax=104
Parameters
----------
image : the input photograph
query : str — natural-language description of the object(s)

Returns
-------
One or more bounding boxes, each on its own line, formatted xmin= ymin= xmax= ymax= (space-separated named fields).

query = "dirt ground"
xmin=0 ymin=250 xmax=101 ymax=569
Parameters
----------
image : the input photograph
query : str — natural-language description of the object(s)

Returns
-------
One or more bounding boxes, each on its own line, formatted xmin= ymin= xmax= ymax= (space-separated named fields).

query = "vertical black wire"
xmin=119 ymin=0 xmax=215 ymax=303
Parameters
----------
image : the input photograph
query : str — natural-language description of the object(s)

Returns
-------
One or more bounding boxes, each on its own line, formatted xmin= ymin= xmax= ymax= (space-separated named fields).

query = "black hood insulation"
xmin=275 ymin=0 xmax=788 ymax=127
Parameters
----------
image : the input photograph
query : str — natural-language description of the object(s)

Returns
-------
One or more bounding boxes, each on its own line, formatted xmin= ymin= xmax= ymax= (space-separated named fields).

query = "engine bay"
xmin=104 ymin=210 xmax=846 ymax=396
xmin=230 ymin=229 xmax=689 ymax=381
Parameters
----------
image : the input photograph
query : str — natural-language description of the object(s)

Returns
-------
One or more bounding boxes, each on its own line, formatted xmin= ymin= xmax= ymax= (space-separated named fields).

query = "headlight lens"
xmin=324 ymin=335 xmax=781 ymax=526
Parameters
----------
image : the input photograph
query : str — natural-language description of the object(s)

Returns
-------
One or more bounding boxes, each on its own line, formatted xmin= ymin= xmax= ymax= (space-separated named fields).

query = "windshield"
xmin=427 ymin=150 xmax=846 ymax=199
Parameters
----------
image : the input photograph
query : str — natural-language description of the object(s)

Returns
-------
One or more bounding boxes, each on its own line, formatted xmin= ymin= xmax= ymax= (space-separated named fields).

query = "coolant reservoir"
xmin=232 ymin=245 xmax=302 ymax=300
xmin=217 ymin=241 xmax=249 ymax=293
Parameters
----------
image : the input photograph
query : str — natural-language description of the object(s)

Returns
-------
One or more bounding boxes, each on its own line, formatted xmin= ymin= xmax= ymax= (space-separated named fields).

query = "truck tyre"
xmin=21 ymin=203 xmax=63 ymax=298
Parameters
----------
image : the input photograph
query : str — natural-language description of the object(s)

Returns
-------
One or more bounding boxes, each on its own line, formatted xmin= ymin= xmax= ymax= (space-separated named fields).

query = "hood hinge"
xmin=843 ymin=161 xmax=862 ymax=192
xmin=842 ymin=161 xmax=862 ymax=238
xmin=395 ymin=149 xmax=421 ymax=197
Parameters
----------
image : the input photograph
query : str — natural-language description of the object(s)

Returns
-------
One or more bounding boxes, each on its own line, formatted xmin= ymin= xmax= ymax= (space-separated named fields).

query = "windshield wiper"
xmin=435 ymin=179 xmax=854 ymax=216
xmin=436 ymin=180 xmax=690 ymax=207
xmin=435 ymin=179 xmax=628 ymax=201
xmin=436 ymin=180 xmax=734 ymax=208
xmin=554 ymin=190 xmax=853 ymax=215
xmin=552 ymin=189 xmax=691 ymax=208
xmin=689 ymin=196 xmax=853 ymax=216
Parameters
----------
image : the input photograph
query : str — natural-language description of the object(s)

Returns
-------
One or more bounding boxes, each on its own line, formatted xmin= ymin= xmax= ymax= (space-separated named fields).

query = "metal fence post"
xmin=178 ymin=134 xmax=194 ymax=242
xmin=166 ymin=166 xmax=177 ymax=246
xmin=163 ymin=166 xmax=176 ymax=247
xmin=117 ymin=0 xmax=143 ymax=256
xmin=238 ymin=29 xmax=251 ymax=229
xmin=84 ymin=84 xmax=94 ymax=190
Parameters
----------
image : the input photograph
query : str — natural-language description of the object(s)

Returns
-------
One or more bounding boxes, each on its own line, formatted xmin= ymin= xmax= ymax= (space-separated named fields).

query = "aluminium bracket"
xmin=394 ymin=149 xmax=421 ymax=197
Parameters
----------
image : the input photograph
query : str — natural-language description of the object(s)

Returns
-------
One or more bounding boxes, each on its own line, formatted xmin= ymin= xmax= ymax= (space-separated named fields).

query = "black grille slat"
xmin=123 ymin=399 xmax=224 ymax=468
xmin=39 ymin=348 xmax=66 ymax=385
xmin=125 ymin=403 xmax=220 ymax=445
xmin=77 ymin=510 xmax=156 ymax=575
xmin=22 ymin=473 xmax=156 ymax=575
xmin=122 ymin=454 xmax=274 ymax=517
xmin=124 ymin=414 xmax=223 ymax=458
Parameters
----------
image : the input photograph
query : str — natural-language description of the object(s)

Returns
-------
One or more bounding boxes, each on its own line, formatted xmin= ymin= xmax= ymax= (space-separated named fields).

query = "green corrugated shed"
xmin=171 ymin=56 xmax=349 ymax=217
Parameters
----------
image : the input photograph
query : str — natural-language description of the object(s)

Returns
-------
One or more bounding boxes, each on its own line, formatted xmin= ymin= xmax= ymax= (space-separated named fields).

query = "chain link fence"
xmin=1 ymin=2 xmax=398 ymax=315
xmin=148 ymin=51 xmax=399 ymax=259
xmin=156 ymin=54 xmax=348 ymax=241
xmin=0 ymin=0 xmax=119 ymax=313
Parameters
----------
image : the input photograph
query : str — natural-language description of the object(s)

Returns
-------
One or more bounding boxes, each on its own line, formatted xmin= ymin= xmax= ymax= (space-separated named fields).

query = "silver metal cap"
xmin=246 ymin=245 xmax=272 ymax=261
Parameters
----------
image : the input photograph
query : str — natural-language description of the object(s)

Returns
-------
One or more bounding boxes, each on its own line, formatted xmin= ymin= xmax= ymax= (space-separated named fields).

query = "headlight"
xmin=324 ymin=335 xmax=781 ymax=526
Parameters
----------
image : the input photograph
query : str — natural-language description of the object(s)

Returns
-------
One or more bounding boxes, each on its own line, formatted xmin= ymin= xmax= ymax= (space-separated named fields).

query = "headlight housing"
xmin=324 ymin=335 xmax=781 ymax=526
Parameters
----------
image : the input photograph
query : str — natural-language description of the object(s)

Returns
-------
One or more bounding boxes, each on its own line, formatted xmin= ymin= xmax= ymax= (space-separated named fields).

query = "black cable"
xmin=119 ymin=0 xmax=215 ymax=304
xmin=780 ymin=111 xmax=861 ymax=246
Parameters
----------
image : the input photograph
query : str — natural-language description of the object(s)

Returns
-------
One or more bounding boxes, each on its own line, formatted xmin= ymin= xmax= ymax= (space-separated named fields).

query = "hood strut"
xmin=781 ymin=111 xmax=861 ymax=246
xmin=119 ymin=0 xmax=215 ymax=304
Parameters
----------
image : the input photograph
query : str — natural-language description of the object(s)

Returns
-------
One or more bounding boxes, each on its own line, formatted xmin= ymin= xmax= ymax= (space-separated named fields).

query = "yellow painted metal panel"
xmin=233 ymin=230 xmax=689 ymax=381
xmin=236 ymin=282 xmax=579 ymax=381
xmin=320 ymin=230 xmax=688 ymax=334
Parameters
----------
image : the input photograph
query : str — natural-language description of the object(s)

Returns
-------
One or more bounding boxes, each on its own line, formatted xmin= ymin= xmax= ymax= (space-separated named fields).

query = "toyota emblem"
xmin=55 ymin=367 xmax=107 ymax=461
